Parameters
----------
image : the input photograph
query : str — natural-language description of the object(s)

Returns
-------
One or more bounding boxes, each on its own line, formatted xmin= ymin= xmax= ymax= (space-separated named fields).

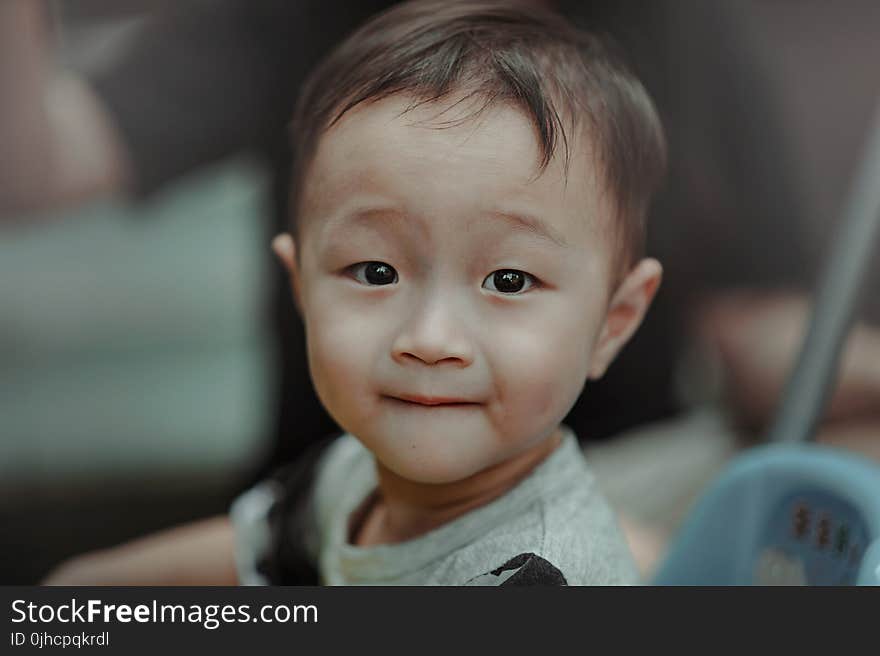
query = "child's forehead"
xmin=319 ymin=94 xmax=553 ymax=177
xmin=301 ymin=93 xmax=610 ymax=238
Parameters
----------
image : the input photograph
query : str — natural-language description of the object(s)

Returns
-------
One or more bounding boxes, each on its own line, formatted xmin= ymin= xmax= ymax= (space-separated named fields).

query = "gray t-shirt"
xmin=231 ymin=427 xmax=639 ymax=586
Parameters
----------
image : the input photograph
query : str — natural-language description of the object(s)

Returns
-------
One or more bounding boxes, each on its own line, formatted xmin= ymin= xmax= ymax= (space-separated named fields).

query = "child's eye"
xmin=482 ymin=269 xmax=537 ymax=295
xmin=350 ymin=261 xmax=399 ymax=285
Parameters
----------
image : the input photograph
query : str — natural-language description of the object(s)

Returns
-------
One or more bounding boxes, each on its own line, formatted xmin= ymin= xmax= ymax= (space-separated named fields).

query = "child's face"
xmin=280 ymin=94 xmax=659 ymax=484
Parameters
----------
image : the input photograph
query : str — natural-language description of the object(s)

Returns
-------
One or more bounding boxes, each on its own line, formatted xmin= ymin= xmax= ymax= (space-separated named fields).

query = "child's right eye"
xmin=349 ymin=261 xmax=399 ymax=285
xmin=482 ymin=269 xmax=538 ymax=295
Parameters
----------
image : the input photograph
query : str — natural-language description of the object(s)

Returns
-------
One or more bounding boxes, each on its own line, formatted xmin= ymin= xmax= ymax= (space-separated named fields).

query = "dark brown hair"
xmin=289 ymin=0 xmax=666 ymax=277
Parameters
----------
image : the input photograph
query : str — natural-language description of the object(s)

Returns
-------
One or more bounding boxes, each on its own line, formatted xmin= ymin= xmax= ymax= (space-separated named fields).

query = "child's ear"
xmin=272 ymin=233 xmax=302 ymax=312
xmin=588 ymin=258 xmax=662 ymax=380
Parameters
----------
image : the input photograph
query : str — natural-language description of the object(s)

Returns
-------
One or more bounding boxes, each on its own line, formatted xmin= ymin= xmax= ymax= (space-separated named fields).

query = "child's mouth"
xmin=383 ymin=393 xmax=480 ymax=408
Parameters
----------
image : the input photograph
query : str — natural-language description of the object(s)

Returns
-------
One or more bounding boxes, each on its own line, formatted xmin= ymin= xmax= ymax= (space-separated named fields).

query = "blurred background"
xmin=2 ymin=0 xmax=879 ymax=583
xmin=1 ymin=2 xmax=277 ymax=583
xmin=0 ymin=163 xmax=272 ymax=583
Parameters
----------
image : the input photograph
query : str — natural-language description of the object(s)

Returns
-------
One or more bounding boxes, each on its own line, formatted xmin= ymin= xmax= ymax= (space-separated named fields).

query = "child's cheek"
xmin=304 ymin=298 xmax=387 ymax=425
xmin=492 ymin=307 xmax=595 ymax=432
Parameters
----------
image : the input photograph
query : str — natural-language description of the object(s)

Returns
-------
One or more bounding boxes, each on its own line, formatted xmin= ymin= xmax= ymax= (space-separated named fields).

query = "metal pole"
xmin=767 ymin=99 xmax=880 ymax=443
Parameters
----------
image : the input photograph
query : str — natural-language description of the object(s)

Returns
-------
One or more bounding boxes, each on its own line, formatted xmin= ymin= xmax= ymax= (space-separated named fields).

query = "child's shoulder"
xmin=310 ymin=433 xmax=374 ymax=516
xmin=539 ymin=482 xmax=641 ymax=586
xmin=451 ymin=478 xmax=639 ymax=586
xmin=434 ymin=434 xmax=639 ymax=586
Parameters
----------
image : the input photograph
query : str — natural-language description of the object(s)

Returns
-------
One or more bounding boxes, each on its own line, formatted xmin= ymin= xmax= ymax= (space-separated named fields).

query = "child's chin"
xmin=372 ymin=439 xmax=492 ymax=485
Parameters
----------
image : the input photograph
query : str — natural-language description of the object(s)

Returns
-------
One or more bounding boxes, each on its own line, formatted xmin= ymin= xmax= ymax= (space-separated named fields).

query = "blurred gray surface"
xmin=585 ymin=407 xmax=742 ymax=534
xmin=0 ymin=162 xmax=274 ymax=581
xmin=0 ymin=161 xmax=273 ymax=482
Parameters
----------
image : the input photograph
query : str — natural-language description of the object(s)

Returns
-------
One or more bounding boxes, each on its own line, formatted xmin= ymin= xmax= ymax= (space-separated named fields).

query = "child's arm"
xmin=42 ymin=515 xmax=238 ymax=586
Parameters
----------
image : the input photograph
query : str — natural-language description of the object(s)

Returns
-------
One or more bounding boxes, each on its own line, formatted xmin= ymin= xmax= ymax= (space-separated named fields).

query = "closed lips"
xmin=386 ymin=394 xmax=479 ymax=406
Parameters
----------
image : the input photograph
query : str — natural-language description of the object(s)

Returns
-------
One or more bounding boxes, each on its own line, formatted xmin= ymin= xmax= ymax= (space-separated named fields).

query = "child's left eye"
xmin=349 ymin=261 xmax=399 ymax=285
xmin=482 ymin=269 xmax=538 ymax=295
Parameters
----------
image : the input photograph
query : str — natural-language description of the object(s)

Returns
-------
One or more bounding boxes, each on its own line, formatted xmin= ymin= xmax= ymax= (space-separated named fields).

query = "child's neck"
xmin=353 ymin=427 xmax=564 ymax=547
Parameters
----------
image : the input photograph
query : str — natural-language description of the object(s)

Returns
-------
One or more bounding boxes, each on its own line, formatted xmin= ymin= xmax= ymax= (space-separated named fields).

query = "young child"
xmin=230 ymin=0 xmax=665 ymax=586
xmin=47 ymin=0 xmax=666 ymax=586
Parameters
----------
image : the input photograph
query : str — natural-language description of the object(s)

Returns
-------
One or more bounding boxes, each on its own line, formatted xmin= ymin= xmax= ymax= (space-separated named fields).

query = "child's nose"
xmin=390 ymin=295 xmax=475 ymax=367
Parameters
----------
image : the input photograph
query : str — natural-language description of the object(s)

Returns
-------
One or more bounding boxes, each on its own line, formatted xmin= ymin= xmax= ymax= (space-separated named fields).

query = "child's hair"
xmin=289 ymin=0 xmax=666 ymax=279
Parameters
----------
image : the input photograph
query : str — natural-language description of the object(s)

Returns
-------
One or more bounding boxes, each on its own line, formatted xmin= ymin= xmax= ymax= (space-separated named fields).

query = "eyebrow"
xmin=324 ymin=204 xmax=569 ymax=248
xmin=323 ymin=205 xmax=421 ymax=237
xmin=482 ymin=210 xmax=570 ymax=248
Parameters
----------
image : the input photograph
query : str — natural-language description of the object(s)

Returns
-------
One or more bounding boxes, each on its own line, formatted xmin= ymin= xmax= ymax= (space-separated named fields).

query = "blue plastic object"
xmin=653 ymin=444 xmax=880 ymax=585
